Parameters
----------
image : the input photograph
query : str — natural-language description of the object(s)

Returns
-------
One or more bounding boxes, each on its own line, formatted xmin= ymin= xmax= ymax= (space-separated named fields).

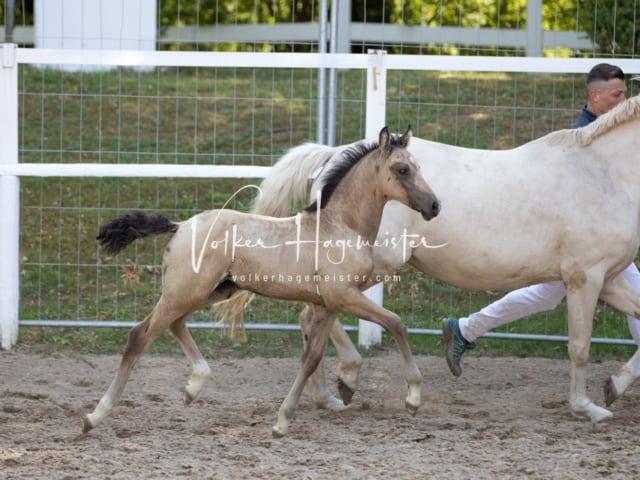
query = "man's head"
xmin=586 ymin=63 xmax=626 ymax=116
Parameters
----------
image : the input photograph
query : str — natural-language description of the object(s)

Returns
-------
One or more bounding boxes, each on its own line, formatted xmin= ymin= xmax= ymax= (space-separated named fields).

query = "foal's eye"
xmin=395 ymin=164 xmax=410 ymax=176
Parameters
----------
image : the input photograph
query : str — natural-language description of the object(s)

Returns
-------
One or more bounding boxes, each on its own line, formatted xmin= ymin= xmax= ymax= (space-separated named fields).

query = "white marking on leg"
xmin=184 ymin=358 xmax=211 ymax=402
xmin=610 ymin=348 xmax=640 ymax=398
xmin=570 ymin=367 xmax=612 ymax=423
xmin=85 ymin=396 xmax=113 ymax=429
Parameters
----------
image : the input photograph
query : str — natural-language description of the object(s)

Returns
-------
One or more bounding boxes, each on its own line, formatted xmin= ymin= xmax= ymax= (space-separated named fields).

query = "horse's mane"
xmin=545 ymin=94 xmax=640 ymax=148
xmin=304 ymin=133 xmax=403 ymax=212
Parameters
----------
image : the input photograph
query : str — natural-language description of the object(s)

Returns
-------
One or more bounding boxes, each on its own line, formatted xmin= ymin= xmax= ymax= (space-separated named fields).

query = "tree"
xmin=577 ymin=0 xmax=639 ymax=56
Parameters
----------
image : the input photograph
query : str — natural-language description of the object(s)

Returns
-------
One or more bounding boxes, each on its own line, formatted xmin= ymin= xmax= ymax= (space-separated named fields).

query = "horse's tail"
xmin=252 ymin=142 xmax=345 ymax=216
xmin=97 ymin=211 xmax=178 ymax=254
xmin=215 ymin=142 xmax=344 ymax=340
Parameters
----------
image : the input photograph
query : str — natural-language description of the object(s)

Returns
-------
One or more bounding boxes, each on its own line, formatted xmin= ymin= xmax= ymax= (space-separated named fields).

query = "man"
xmin=442 ymin=63 xmax=639 ymax=377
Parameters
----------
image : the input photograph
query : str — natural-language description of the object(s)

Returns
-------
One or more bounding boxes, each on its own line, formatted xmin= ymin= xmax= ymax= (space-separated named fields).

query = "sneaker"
xmin=442 ymin=318 xmax=475 ymax=377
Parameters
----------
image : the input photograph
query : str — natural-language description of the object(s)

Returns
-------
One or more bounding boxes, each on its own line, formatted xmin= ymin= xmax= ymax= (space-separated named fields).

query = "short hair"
xmin=586 ymin=63 xmax=624 ymax=86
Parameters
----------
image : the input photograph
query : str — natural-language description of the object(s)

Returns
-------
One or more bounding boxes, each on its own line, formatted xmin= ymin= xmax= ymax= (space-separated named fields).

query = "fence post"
xmin=526 ymin=0 xmax=542 ymax=57
xmin=359 ymin=50 xmax=387 ymax=348
xmin=0 ymin=43 xmax=20 ymax=350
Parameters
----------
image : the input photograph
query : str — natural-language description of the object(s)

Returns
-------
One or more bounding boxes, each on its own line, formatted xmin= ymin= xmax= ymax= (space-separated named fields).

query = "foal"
xmin=83 ymin=126 xmax=440 ymax=437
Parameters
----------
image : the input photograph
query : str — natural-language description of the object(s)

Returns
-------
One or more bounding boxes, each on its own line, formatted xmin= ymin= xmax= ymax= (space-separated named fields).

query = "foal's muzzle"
xmin=420 ymin=196 xmax=441 ymax=221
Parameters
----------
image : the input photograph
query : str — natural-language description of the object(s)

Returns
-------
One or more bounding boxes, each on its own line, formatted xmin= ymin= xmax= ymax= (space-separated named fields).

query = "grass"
xmin=14 ymin=64 xmax=640 ymax=360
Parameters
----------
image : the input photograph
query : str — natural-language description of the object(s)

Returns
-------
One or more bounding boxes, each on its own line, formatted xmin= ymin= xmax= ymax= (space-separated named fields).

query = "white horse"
xmin=218 ymin=94 xmax=640 ymax=423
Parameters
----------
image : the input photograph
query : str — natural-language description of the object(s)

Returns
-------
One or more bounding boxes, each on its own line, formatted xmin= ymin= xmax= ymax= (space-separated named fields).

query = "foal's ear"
xmin=378 ymin=126 xmax=390 ymax=151
xmin=399 ymin=125 xmax=412 ymax=147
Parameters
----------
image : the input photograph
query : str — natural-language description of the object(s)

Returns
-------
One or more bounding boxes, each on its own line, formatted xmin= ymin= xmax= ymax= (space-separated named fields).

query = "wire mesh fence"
xmin=3 ymin=1 xmax=640 ymax=348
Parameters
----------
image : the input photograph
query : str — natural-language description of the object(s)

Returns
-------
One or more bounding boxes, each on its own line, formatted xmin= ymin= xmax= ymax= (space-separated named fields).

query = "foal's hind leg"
xmin=169 ymin=314 xmax=211 ymax=405
xmin=300 ymin=306 xmax=345 ymax=411
xmin=83 ymin=300 xmax=186 ymax=433
xmin=302 ymin=307 xmax=362 ymax=410
xmin=329 ymin=317 xmax=362 ymax=405
xmin=273 ymin=306 xmax=335 ymax=438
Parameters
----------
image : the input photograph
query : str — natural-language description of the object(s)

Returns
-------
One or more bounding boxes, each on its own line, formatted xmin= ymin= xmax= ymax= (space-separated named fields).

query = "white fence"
xmin=2 ymin=22 xmax=594 ymax=57
xmin=2 ymin=45 xmax=640 ymax=350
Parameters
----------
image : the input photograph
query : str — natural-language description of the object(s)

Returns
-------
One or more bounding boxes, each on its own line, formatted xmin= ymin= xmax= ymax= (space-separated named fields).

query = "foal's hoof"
xmin=271 ymin=426 xmax=287 ymax=439
xmin=81 ymin=416 xmax=95 ymax=434
xmin=337 ymin=378 xmax=355 ymax=405
xmin=603 ymin=377 xmax=619 ymax=407
xmin=313 ymin=394 xmax=348 ymax=411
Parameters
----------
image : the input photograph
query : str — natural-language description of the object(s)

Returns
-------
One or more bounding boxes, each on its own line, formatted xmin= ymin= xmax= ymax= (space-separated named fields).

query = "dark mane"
xmin=304 ymin=133 xmax=403 ymax=212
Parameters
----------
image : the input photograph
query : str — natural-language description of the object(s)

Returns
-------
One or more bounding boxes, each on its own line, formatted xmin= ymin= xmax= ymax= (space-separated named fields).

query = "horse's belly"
xmin=234 ymin=273 xmax=323 ymax=303
xmin=407 ymin=234 xmax=559 ymax=291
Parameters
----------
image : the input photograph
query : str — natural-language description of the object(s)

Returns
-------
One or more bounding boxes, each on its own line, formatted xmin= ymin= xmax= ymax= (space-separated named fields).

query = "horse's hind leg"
xmin=604 ymin=348 xmax=640 ymax=406
xmin=300 ymin=306 xmax=343 ymax=410
xmin=301 ymin=307 xmax=362 ymax=410
xmin=273 ymin=306 xmax=335 ymax=438
xmin=82 ymin=300 xmax=183 ymax=433
xmin=599 ymin=273 xmax=640 ymax=405
xmin=329 ymin=318 xmax=362 ymax=405
xmin=169 ymin=314 xmax=211 ymax=405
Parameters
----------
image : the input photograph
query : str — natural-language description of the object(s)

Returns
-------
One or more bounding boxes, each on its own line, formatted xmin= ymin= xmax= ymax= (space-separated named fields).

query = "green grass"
xmin=15 ymin=65 xmax=640 ymax=359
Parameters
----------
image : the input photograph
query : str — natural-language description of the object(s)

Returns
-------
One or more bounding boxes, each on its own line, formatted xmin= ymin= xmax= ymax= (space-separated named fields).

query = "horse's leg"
xmin=336 ymin=291 xmax=422 ymax=415
xmin=329 ymin=318 xmax=362 ymax=405
xmin=273 ymin=306 xmax=335 ymax=438
xmin=605 ymin=348 xmax=640 ymax=406
xmin=82 ymin=299 xmax=185 ymax=433
xmin=169 ymin=314 xmax=211 ymax=405
xmin=300 ymin=305 xmax=346 ymax=411
xmin=565 ymin=279 xmax=613 ymax=423
xmin=302 ymin=305 xmax=362 ymax=409
xmin=598 ymin=273 xmax=640 ymax=404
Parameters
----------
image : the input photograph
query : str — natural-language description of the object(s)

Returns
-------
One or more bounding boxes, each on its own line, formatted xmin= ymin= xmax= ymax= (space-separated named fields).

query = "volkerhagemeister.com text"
xmin=229 ymin=273 xmax=401 ymax=284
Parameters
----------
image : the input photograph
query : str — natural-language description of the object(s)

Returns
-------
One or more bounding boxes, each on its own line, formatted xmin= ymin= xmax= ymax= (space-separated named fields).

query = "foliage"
xmin=159 ymin=0 xmax=316 ymax=26
xmin=577 ymin=0 xmax=640 ymax=56
xmin=4 ymin=1 xmax=635 ymax=57
xmin=0 ymin=0 xmax=33 ymax=26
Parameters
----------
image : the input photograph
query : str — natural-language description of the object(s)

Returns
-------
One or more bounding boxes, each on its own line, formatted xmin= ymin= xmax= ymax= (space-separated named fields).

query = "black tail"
xmin=96 ymin=210 xmax=178 ymax=255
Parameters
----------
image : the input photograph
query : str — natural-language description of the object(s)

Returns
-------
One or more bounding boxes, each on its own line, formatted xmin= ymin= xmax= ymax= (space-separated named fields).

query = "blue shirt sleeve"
xmin=572 ymin=105 xmax=598 ymax=128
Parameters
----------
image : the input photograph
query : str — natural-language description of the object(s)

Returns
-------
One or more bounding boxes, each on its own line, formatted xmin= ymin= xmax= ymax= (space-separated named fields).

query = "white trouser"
xmin=458 ymin=263 xmax=640 ymax=346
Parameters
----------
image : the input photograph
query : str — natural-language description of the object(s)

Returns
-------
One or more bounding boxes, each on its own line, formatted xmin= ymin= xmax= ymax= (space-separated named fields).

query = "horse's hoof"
xmin=314 ymin=395 xmax=348 ymax=411
xmin=271 ymin=426 xmax=286 ymax=438
xmin=590 ymin=407 xmax=613 ymax=423
xmin=603 ymin=377 xmax=619 ymax=407
xmin=405 ymin=401 xmax=420 ymax=417
xmin=337 ymin=378 xmax=355 ymax=405
xmin=81 ymin=416 xmax=94 ymax=434
xmin=571 ymin=403 xmax=613 ymax=423
xmin=183 ymin=389 xmax=195 ymax=406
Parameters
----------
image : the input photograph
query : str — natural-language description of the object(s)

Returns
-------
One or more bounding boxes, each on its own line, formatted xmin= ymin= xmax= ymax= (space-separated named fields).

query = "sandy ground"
xmin=2 ymin=350 xmax=640 ymax=479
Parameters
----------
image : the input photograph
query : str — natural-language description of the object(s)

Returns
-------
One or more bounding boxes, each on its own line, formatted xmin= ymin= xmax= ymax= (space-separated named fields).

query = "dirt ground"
xmin=2 ymin=351 xmax=640 ymax=480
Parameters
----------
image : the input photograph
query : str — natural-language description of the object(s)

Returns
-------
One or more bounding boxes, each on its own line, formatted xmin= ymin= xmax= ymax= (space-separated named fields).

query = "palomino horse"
xmin=82 ymin=127 xmax=440 ymax=437
xmin=218 ymin=94 xmax=640 ymax=423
